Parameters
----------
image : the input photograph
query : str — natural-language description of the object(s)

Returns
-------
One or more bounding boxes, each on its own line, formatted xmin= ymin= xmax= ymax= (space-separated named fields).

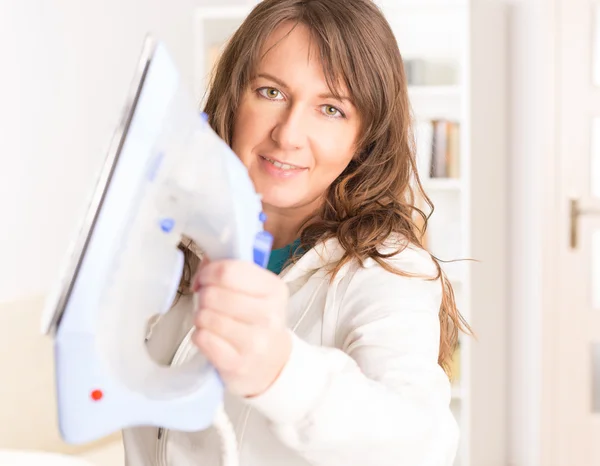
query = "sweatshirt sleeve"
xmin=243 ymin=247 xmax=460 ymax=466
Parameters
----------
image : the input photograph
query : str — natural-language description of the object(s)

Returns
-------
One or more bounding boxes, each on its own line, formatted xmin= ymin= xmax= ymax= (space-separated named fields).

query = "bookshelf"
xmin=382 ymin=2 xmax=472 ymax=465
xmin=193 ymin=1 xmax=508 ymax=465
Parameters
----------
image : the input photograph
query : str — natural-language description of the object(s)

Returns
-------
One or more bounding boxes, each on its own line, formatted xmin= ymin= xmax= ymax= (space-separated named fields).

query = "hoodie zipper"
xmin=234 ymin=278 xmax=328 ymax=457
xmin=155 ymin=328 xmax=196 ymax=466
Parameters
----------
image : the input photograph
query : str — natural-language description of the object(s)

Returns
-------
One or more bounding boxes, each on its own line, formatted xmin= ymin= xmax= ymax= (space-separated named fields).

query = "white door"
xmin=555 ymin=0 xmax=600 ymax=463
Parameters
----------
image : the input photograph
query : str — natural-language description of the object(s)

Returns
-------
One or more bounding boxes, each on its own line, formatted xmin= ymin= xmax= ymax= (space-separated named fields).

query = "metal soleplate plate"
xmin=40 ymin=36 xmax=158 ymax=335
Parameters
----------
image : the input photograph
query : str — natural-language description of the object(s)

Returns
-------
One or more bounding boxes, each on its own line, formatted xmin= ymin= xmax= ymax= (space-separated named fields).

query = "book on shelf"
xmin=415 ymin=119 xmax=460 ymax=180
xmin=431 ymin=119 xmax=460 ymax=179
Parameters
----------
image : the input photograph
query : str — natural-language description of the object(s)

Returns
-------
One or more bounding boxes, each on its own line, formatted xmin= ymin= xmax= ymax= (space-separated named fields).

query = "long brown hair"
xmin=191 ymin=0 xmax=472 ymax=374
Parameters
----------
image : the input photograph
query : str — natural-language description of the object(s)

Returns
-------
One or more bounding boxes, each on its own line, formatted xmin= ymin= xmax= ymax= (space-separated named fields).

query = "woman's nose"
xmin=270 ymin=105 xmax=307 ymax=150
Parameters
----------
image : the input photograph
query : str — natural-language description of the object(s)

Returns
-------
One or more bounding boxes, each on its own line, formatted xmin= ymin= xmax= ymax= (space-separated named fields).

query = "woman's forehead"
xmin=253 ymin=22 xmax=350 ymax=99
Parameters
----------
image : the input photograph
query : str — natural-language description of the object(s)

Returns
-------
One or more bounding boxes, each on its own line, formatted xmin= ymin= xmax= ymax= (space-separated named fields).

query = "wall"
xmin=468 ymin=1 xmax=509 ymax=464
xmin=0 ymin=0 xmax=247 ymax=304
xmin=0 ymin=0 xmax=249 ymax=454
xmin=507 ymin=0 xmax=558 ymax=465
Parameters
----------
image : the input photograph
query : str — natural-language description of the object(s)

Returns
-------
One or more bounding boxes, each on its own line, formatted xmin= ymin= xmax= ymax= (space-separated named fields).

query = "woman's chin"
xmin=256 ymin=187 xmax=309 ymax=209
xmin=260 ymin=196 xmax=302 ymax=210
xmin=256 ymin=186 xmax=323 ymax=213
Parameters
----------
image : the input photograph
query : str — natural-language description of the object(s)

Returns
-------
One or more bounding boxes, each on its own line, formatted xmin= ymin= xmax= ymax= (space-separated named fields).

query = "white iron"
xmin=41 ymin=35 xmax=272 ymax=448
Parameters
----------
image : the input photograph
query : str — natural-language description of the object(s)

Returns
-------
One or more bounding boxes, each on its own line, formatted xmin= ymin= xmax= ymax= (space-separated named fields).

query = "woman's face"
xmin=231 ymin=22 xmax=361 ymax=214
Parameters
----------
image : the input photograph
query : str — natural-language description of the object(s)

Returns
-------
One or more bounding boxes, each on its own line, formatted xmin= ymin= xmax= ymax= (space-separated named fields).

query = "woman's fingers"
xmin=195 ymin=286 xmax=275 ymax=325
xmin=194 ymin=308 xmax=254 ymax=353
xmin=193 ymin=260 xmax=285 ymax=298
xmin=192 ymin=327 xmax=240 ymax=373
xmin=189 ymin=258 xmax=292 ymax=396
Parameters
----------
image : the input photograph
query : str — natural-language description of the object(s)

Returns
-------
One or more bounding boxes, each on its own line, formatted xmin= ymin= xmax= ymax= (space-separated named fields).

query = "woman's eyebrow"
xmin=256 ymin=73 xmax=289 ymax=90
xmin=318 ymin=92 xmax=352 ymax=104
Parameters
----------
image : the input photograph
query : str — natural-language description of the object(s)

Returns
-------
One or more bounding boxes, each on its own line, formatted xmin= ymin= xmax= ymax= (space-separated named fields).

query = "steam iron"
xmin=41 ymin=35 xmax=272 ymax=445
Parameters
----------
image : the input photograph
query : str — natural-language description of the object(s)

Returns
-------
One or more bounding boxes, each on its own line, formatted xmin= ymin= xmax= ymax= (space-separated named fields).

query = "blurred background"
xmin=0 ymin=0 xmax=597 ymax=465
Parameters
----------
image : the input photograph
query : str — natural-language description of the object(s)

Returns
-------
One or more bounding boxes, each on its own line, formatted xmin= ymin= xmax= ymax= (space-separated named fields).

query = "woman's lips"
xmin=258 ymin=155 xmax=308 ymax=178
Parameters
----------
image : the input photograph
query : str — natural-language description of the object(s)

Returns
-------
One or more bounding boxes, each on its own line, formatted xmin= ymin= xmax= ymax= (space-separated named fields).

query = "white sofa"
xmin=0 ymin=294 xmax=124 ymax=466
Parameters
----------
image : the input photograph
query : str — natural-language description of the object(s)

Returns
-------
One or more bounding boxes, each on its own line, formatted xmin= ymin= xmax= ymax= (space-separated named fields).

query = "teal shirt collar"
xmin=267 ymin=238 xmax=302 ymax=275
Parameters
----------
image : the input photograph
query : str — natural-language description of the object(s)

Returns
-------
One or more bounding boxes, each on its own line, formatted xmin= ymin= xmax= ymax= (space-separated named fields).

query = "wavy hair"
xmin=186 ymin=0 xmax=472 ymax=374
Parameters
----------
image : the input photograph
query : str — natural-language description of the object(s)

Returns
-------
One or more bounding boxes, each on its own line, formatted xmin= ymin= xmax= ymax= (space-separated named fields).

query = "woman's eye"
xmin=322 ymin=105 xmax=344 ymax=118
xmin=258 ymin=87 xmax=283 ymax=100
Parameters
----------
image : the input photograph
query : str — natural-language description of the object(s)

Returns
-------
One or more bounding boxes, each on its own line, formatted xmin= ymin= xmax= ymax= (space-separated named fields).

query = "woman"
xmin=123 ymin=0 xmax=470 ymax=464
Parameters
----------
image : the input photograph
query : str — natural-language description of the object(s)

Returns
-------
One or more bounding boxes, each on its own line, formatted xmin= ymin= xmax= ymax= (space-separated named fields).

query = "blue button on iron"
xmin=259 ymin=212 xmax=267 ymax=223
xmin=159 ymin=218 xmax=175 ymax=233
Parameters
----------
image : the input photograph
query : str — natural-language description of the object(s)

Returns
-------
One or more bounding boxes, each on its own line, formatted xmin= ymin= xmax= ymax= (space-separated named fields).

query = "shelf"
xmin=408 ymin=85 xmax=461 ymax=98
xmin=408 ymin=86 xmax=463 ymax=120
xmin=436 ymin=261 xmax=466 ymax=287
xmin=451 ymin=385 xmax=463 ymax=400
xmin=423 ymin=178 xmax=462 ymax=191
xmin=447 ymin=273 xmax=465 ymax=285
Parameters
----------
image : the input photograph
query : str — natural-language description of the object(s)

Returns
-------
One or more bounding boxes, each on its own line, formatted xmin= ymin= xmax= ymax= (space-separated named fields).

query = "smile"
xmin=259 ymin=155 xmax=306 ymax=171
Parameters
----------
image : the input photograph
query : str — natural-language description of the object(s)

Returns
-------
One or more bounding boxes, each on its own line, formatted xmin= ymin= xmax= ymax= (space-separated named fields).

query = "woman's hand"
xmin=191 ymin=259 xmax=292 ymax=398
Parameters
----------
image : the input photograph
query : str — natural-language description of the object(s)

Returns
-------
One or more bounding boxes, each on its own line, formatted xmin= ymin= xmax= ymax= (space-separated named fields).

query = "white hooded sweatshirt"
xmin=122 ymin=236 xmax=459 ymax=466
